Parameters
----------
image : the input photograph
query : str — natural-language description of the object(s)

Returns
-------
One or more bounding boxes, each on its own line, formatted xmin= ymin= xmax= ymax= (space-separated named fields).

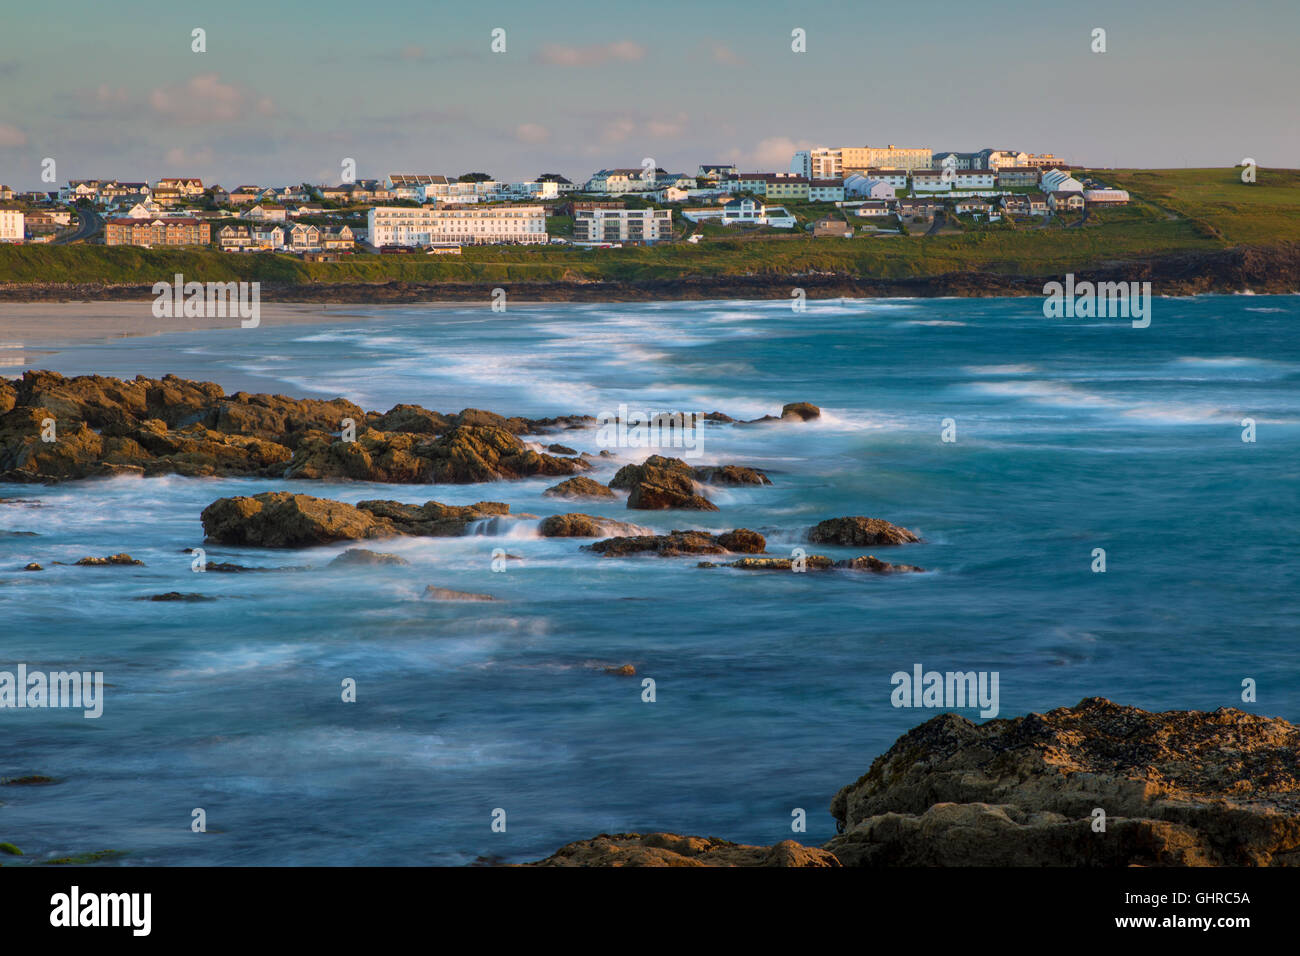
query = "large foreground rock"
xmin=201 ymin=492 xmax=510 ymax=547
xmin=537 ymin=513 xmax=647 ymax=538
xmin=524 ymin=833 xmax=839 ymax=868
xmin=827 ymin=697 xmax=1300 ymax=866
xmin=609 ymin=456 xmax=717 ymax=511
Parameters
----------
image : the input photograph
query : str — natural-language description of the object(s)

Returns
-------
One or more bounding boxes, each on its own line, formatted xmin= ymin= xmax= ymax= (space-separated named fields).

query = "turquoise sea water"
xmin=1 ymin=295 xmax=1297 ymax=865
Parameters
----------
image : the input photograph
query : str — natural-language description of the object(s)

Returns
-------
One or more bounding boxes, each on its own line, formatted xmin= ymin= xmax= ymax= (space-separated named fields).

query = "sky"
xmin=0 ymin=0 xmax=1297 ymax=190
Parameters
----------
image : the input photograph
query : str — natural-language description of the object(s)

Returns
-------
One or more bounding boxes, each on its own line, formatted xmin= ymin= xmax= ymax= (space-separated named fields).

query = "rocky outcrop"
xmin=73 ymin=553 xmax=143 ymax=566
xmin=586 ymin=528 xmax=766 ymax=557
xmin=543 ymin=476 xmax=616 ymax=500
xmin=808 ymin=516 xmax=920 ymax=547
xmin=0 ymin=371 xmax=592 ymax=483
xmin=692 ymin=464 xmax=772 ymax=486
xmin=200 ymin=492 xmax=511 ymax=548
xmin=537 ymin=513 xmax=646 ymax=538
xmin=702 ymin=553 xmax=924 ymax=573
xmin=826 ymin=697 xmax=1300 ymax=867
xmin=609 ymin=456 xmax=717 ymax=511
xmin=524 ymin=833 xmax=840 ymax=868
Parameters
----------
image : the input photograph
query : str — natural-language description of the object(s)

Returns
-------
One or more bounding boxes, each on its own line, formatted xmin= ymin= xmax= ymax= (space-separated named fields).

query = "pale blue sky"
xmin=1 ymin=0 xmax=1296 ymax=189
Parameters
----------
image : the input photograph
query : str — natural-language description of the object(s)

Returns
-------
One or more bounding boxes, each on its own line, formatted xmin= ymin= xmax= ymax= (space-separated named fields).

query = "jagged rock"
xmin=693 ymin=464 xmax=771 ymax=486
xmin=200 ymin=492 xmax=511 ymax=547
xmin=425 ymin=586 xmax=496 ymax=602
xmin=369 ymin=404 xmax=450 ymax=434
xmin=543 ymin=476 xmax=616 ymax=500
xmin=547 ymin=443 xmax=579 ymax=456
xmin=826 ymin=697 xmax=1300 ymax=867
xmin=23 ymin=563 xmax=42 ymax=571
xmin=610 ymin=456 xmax=717 ymax=511
xmin=809 ymin=516 xmax=920 ymax=547
xmin=538 ymin=513 xmax=647 ymax=538
xmin=524 ymin=833 xmax=840 ymax=868
xmin=586 ymin=529 xmax=766 ymax=557
xmin=74 ymin=553 xmax=143 ymax=566
xmin=328 ymin=548 xmax=410 ymax=567
xmin=422 ymin=425 xmax=589 ymax=483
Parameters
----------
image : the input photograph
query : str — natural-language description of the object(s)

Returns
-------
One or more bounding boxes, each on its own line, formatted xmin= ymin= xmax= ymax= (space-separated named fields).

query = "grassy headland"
xmin=1 ymin=168 xmax=1296 ymax=300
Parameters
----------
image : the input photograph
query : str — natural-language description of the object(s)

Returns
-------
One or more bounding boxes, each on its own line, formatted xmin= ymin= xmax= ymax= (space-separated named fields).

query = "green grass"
xmin=1 ymin=169 xmax=1294 ymax=287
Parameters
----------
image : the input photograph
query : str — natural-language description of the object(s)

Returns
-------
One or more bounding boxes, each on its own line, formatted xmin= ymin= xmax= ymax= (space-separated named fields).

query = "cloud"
xmin=536 ymin=41 xmax=646 ymax=67
xmin=726 ymin=136 xmax=815 ymax=170
xmin=515 ymin=123 xmax=551 ymax=144
xmin=164 ymin=146 xmax=214 ymax=167
xmin=400 ymin=45 xmax=425 ymax=60
xmin=94 ymin=84 xmax=130 ymax=106
xmin=595 ymin=113 xmax=689 ymax=146
xmin=148 ymin=74 xmax=275 ymax=125
xmin=0 ymin=123 xmax=27 ymax=147
xmin=709 ymin=43 xmax=745 ymax=66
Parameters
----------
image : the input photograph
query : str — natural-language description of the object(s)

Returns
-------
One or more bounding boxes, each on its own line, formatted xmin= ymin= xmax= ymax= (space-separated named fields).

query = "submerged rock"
xmin=23 ymin=562 xmax=42 ymax=571
xmin=587 ymin=528 xmax=766 ymax=557
xmin=328 ymin=548 xmax=411 ymax=567
xmin=808 ymin=516 xmax=920 ymax=547
xmin=603 ymin=664 xmax=637 ymax=676
xmin=705 ymin=553 xmax=923 ymax=573
xmin=136 ymin=592 xmax=217 ymax=602
xmin=74 ymin=553 xmax=144 ymax=566
xmin=425 ymin=586 xmax=497 ymax=602
xmin=524 ymin=833 xmax=840 ymax=868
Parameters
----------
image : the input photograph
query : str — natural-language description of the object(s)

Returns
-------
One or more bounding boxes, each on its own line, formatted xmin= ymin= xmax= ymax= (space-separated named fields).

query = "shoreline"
xmin=2 ymin=243 xmax=1299 ymax=305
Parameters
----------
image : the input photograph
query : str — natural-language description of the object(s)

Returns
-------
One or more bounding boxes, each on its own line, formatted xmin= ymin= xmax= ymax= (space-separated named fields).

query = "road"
xmin=53 ymin=206 xmax=101 ymax=244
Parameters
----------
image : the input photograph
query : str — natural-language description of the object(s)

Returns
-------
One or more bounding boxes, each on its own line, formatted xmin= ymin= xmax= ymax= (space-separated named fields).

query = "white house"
xmin=952 ymin=169 xmax=996 ymax=189
xmin=844 ymin=175 xmax=896 ymax=200
xmin=1041 ymin=168 xmax=1084 ymax=193
xmin=718 ymin=198 xmax=795 ymax=228
xmin=252 ymin=224 xmax=286 ymax=250
xmin=808 ymin=179 xmax=846 ymax=202
xmin=585 ymin=168 xmax=657 ymax=195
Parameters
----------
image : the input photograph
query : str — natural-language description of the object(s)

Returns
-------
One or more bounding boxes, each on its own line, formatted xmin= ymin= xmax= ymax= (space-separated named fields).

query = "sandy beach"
xmin=0 ymin=301 xmax=395 ymax=351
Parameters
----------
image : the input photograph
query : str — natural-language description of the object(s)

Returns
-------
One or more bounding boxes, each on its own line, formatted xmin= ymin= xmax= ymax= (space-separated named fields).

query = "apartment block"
xmin=104 ymin=217 xmax=210 ymax=247
xmin=573 ymin=207 xmax=672 ymax=243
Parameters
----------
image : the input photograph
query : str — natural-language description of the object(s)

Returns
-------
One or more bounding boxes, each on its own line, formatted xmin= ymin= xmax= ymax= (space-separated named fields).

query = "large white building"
xmin=367 ymin=204 xmax=547 ymax=246
xmin=844 ymin=175 xmax=896 ymax=200
xmin=585 ymin=168 xmax=658 ymax=195
xmin=0 ymin=208 xmax=24 ymax=242
xmin=793 ymin=145 xmax=932 ymax=179
xmin=573 ymin=207 xmax=672 ymax=243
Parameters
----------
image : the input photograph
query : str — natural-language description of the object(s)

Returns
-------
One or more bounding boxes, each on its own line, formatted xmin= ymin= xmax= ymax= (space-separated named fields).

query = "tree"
xmin=458 ymin=172 xmax=493 ymax=183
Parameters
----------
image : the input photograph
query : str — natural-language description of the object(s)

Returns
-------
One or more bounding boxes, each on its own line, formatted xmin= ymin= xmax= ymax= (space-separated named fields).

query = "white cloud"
xmin=710 ymin=44 xmax=745 ymax=66
xmin=726 ymin=136 xmax=815 ymax=170
xmin=537 ymin=41 xmax=646 ymax=67
xmin=149 ymin=74 xmax=275 ymax=125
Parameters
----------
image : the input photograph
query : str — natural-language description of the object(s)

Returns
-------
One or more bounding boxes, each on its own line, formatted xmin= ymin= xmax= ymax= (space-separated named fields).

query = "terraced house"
xmin=105 ymin=217 xmax=210 ymax=247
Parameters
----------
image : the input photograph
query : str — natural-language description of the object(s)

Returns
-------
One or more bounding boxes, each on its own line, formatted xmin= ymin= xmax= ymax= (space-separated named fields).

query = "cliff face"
xmin=527 ymin=698 xmax=1300 ymax=867
xmin=2 ymin=243 xmax=1297 ymax=302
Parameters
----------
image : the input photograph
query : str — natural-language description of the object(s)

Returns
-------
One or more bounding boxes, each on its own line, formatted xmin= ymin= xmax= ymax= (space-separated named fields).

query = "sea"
xmin=1 ymin=295 xmax=1297 ymax=864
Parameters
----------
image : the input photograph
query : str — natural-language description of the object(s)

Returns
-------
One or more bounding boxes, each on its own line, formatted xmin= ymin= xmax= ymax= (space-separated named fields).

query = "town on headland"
xmin=2 ymin=145 xmax=1296 ymax=301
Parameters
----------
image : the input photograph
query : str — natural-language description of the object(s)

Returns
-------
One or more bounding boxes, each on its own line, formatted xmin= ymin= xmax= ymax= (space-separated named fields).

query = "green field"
xmin=1 ymin=168 xmax=1295 ymax=288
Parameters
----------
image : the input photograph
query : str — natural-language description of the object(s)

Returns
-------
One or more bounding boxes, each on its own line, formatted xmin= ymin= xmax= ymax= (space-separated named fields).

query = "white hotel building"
xmin=0 ymin=208 xmax=24 ymax=242
xmin=368 ymin=204 xmax=547 ymax=247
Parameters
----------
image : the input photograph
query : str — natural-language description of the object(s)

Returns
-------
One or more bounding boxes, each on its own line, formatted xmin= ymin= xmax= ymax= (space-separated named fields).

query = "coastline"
xmin=2 ymin=243 xmax=1298 ymax=305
